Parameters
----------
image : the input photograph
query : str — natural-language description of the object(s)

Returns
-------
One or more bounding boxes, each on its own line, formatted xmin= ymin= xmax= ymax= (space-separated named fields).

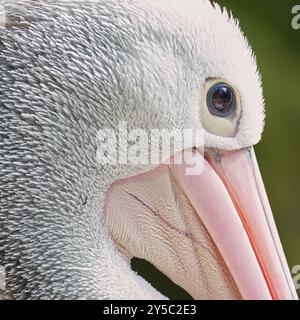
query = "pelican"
xmin=0 ymin=0 xmax=298 ymax=300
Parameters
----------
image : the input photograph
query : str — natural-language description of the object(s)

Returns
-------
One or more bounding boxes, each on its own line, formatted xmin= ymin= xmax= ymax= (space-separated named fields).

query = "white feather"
xmin=0 ymin=0 xmax=265 ymax=299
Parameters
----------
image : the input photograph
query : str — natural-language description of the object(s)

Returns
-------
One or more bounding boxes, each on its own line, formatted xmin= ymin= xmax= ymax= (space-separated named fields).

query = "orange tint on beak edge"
xmin=171 ymin=147 xmax=297 ymax=300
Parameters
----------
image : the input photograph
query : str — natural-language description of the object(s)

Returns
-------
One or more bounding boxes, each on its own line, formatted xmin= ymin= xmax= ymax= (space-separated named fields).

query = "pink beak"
xmin=171 ymin=147 xmax=298 ymax=300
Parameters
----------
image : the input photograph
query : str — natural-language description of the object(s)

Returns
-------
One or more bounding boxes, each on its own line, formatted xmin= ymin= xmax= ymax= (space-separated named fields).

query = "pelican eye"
xmin=207 ymin=82 xmax=236 ymax=117
xmin=200 ymin=78 xmax=241 ymax=136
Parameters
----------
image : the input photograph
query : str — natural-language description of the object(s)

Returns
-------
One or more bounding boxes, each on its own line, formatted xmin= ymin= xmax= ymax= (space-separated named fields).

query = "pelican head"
xmin=0 ymin=0 xmax=297 ymax=299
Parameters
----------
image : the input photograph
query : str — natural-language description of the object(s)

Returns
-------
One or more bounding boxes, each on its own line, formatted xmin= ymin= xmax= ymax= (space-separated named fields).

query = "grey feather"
xmin=0 ymin=0 xmax=264 ymax=299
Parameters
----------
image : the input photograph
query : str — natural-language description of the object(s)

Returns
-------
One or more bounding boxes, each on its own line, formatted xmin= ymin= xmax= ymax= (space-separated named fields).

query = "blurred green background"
xmin=132 ymin=0 xmax=300 ymax=299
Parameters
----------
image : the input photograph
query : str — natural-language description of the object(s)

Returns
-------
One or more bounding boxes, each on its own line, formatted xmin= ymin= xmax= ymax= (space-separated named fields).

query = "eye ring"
xmin=207 ymin=82 xmax=236 ymax=118
xmin=200 ymin=78 xmax=241 ymax=137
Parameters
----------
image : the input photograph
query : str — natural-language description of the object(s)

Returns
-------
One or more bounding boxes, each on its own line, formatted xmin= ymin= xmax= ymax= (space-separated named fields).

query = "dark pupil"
xmin=212 ymin=85 xmax=233 ymax=110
